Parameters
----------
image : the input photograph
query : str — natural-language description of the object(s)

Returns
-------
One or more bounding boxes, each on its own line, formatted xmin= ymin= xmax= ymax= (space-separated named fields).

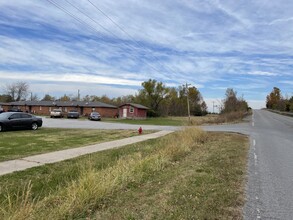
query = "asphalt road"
xmin=204 ymin=110 xmax=293 ymax=219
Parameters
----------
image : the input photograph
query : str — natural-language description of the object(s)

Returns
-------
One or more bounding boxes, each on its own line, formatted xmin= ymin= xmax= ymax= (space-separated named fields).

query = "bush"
xmin=217 ymin=111 xmax=248 ymax=123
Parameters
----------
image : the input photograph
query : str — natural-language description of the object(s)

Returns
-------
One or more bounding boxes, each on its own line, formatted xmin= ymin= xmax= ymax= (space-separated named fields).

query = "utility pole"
xmin=212 ymin=101 xmax=218 ymax=114
xmin=184 ymin=83 xmax=191 ymax=124
xmin=216 ymin=99 xmax=222 ymax=113
xmin=77 ymin=89 xmax=80 ymax=101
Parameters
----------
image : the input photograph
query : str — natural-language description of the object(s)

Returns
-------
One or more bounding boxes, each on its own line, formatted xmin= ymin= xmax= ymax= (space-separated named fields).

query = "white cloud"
xmin=204 ymin=98 xmax=223 ymax=113
xmin=30 ymin=82 xmax=137 ymax=99
xmin=279 ymin=80 xmax=293 ymax=85
xmin=0 ymin=71 xmax=141 ymax=86
xmin=268 ymin=17 xmax=293 ymax=25
xmin=0 ymin=0 xmax=293 ymax=103
xmin=209 ymin=0 xmax=252 ymax=27
xmin=247 ymin=100 xmax=266 ymax=109
xmin=247 ymin=71 xmax=278 ymax=76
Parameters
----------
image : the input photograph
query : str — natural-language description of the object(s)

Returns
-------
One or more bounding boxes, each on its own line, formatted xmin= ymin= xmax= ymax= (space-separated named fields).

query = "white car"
xmin=50 ymin=109 xmax=63 ymax=118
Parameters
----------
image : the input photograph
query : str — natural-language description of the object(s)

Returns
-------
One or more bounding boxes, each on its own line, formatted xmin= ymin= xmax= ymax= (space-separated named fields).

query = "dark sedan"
xmin=0 ymin=112 xmax=43 ymax=132
xmin=67 ymin=110 xmax=80 ymax=119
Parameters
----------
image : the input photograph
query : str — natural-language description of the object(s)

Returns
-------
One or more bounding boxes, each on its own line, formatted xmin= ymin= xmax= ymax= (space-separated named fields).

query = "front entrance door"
xmin=123 ymin=108 xmax=127 ymax=118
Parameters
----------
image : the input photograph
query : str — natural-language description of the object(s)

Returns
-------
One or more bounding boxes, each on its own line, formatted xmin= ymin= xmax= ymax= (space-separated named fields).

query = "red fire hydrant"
xmin=138 ymin=127 xmax=143 ymax=134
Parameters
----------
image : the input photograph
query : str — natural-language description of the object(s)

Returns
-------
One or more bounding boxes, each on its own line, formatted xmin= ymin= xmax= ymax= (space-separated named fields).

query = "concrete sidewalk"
xmin=0 ymin=130 xmax=174 ymax=176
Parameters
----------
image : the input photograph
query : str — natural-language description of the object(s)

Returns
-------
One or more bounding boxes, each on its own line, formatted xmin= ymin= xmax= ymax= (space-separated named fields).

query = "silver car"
xmin=88 ymin=112 xmax=101 ymax=121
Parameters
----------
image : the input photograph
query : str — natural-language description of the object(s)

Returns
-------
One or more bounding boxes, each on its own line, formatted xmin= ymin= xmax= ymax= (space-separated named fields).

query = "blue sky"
xmin=0 ymin=0 xmax=292 ymax=111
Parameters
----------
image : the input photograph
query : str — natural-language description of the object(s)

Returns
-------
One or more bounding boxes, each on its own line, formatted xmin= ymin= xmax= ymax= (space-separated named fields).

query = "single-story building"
xmin=0 ymin=102 xmax=4 ymax=112
xmin=1 ymin=101 xmax=118 ymax=117
xmin=119 ymin=103 xmax=149 ymax=119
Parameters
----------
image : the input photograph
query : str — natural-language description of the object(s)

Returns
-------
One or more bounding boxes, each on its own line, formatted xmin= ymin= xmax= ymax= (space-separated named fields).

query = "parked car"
xmin=7 ymin=108 xmax=22 ymax=112
xmin=88 ymin=112 xmax=101 ymax=121
xmin=67 ymin=110 xmax=80 ymax=119
xmin=0 ymin=112 xmax=43 ymax=132
xmin=50 ymin=109 xmax=63 ymax=118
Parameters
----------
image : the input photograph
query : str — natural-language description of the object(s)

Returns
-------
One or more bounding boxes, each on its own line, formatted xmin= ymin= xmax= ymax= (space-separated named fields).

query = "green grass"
xmin=47 ymin=114 xmax=247 ymax=126
xmin=0 ymin=128 xmax=153 ymax=162
xmin=0 ymin=128 xmax=248 ymax=219
xmin=103 ymin=117 xmax=185 ymax=126
xmin=103 ymin=115 xmax=223 ymax=126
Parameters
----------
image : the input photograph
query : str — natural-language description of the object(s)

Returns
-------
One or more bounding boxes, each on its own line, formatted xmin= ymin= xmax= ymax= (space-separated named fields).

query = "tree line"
xmin=1 ymin=80 xmax=250 ymax=117
xmin=266 ymin=87 xmax=293 ymax=112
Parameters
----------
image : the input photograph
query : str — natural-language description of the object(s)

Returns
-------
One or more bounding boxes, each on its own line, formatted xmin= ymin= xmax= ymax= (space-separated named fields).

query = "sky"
xmin=0 ymin=0 xmax=292 ymax=112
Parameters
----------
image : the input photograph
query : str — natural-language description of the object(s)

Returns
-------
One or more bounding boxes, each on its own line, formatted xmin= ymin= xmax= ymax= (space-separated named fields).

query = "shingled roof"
xmin=119 ymin=103 xmax=149 ymax=110
xmin=5 ymin=101 xmax=117 ymax=108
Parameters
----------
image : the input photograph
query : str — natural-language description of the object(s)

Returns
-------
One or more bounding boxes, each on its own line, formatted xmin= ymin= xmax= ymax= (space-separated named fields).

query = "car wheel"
xmin=31 ymin=122 xmax=38 ymax=130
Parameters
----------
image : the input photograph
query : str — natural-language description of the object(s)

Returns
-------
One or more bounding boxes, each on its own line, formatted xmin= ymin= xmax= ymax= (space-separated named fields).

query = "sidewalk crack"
xmin=21 ymin=158 xmax=42 ymax=164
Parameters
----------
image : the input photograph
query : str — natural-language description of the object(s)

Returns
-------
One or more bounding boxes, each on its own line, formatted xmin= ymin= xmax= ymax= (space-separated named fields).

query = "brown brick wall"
xmin=83 ymin=107 xmax=118 ymax=117
xmin=119 ymin=105 xmax=147 ymax=119
xmin=0 ymin=104 xmax=118 ymax=118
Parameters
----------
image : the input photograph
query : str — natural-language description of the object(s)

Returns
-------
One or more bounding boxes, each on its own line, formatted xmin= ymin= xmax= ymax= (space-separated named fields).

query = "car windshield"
xmin=0 ymin=113 xmax=9 ymax=119
xmin=53 ymin=109 xmax=61 ymax=112
xmin=92 ymin=112 xmax=100 ymax=115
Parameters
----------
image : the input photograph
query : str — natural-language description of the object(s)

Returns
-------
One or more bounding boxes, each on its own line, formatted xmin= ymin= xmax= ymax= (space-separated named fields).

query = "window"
xmin=21 ymin=113 xmax=32 ymax=118
xmin=39 ymin=106 xmax=42 ymax=111
xmin=9 ymin=113 xmax=21 ymax=119
xmin=129 ymin=106 xmax=134 ymax=113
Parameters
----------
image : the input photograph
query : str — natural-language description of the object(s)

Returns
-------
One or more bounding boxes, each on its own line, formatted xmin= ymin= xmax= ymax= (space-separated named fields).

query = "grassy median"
xmin=0 ymin=128 xmax=249 ymax=219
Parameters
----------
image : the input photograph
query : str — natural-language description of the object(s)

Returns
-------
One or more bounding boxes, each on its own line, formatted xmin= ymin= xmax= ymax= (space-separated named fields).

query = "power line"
xmin=45 ymin=0 xmax=105 ymax=39
xmin=64 ymin=0 xmax=120 ymax=41
xmin=45 ymin=0 xmax=167 ymax=76
xmin=86 ymin=0 xmax=180 ymax=77
xmin=87 ymin=0 xmax=132 ymax=40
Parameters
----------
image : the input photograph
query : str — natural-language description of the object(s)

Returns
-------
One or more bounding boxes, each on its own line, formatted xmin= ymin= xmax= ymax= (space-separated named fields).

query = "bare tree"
xmin=222 ymin=88 xmax=248 ymax=113
xmin=31 ymin=93 xmax=39 ymax=101
xmin=5 ymin=81 xmax=29 ymax=101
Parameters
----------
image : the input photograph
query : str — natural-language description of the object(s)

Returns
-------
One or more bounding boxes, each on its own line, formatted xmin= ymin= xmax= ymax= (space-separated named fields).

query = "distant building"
xmin=0 ymin=102 xmax=4 ymax=112
xmin=119 ymin=103 xmax=149 ymax=119
xmin=1 ymin=101 xmax=118 ymax=117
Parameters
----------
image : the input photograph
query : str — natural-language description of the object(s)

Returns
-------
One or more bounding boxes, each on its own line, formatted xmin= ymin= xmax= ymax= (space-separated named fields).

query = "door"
xmin=123 ymin=108 xmax=127 ymax=118
xmin=20 ymin=113 xmax=33 ymax=128
xmin=8 ymin=113 xmax=22 ymax=129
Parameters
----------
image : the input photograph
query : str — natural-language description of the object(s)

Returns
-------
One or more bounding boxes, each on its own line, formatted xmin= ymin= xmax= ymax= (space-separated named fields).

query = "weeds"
xmin=0 ymin=128 xmax=248 ymax=219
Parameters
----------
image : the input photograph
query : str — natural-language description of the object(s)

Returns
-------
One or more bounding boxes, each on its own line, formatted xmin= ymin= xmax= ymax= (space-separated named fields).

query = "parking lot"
xmin=42 ymin=117 xmax=180 ymax=131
